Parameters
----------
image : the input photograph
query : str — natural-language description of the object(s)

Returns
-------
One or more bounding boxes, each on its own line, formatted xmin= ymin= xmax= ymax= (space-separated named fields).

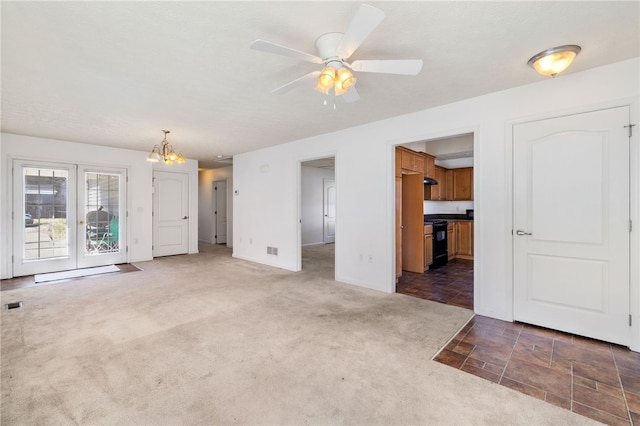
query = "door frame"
xmin=506 ymin=99 xmax=640 ymax=351
xmin=212 ymin=179 xmax=227 ymax=244
xmin=296 ymin=153 xmax=337 ymax=273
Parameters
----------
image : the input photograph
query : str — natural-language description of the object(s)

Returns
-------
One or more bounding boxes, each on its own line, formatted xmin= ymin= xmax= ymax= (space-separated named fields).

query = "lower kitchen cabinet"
xmin=455 ymin=221 xmax=473 ymax=259
xmin=447 ymin=222 xmax=456 ymax=260
xmin=424 ymin=224 xmax=433 ymax=270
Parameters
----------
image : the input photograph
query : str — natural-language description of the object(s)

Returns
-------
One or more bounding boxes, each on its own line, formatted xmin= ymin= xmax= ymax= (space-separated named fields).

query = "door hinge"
xmin=126 ymin=211 xmax=129 ymax=218
xmin=631 ymin=220 xmax=633 ymax=232
xmin=624 ymin=124 xmax=636 ymax=137
xmin=630 ymin=314 xmax=633 ymax=326
xmin=12 ymin=255 xmax=14 ymax=263
xmin=126 ymin=246 xmax=129 ymax=253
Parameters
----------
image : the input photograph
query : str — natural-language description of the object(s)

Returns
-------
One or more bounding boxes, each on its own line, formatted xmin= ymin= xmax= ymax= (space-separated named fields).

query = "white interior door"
xmin=513 ymin=106 xmax=630 ymax=345
xmin=214 ymin=180 xmax=227 ymax=244
xmin=153 ymin=171 xmax=189 ymax=257
xmin=323 ymin=179 xmax=336 ymax=243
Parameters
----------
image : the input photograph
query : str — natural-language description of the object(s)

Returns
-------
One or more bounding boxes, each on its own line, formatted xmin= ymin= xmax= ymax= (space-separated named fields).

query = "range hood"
xmin=424 ymin=177 xmax=438 ymax=185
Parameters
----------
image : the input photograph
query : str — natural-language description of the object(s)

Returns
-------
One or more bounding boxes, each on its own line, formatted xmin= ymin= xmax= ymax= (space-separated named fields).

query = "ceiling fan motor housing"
xmin=315 ymin=32 xmax=345 ymax=63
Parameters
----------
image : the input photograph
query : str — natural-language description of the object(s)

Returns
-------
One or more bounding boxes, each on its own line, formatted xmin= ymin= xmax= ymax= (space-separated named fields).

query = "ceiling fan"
xmin=250 ymin=4 xmax=423 ymax=103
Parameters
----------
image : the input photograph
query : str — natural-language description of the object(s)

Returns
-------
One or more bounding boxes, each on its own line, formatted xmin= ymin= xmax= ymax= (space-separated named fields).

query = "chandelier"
xmin=147 ymin=130 xmax=185 ymax=164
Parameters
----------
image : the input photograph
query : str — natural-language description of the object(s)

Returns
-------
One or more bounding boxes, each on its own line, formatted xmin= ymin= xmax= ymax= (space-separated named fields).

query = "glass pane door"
xmin=77 ymin=167 xmax=127 ymax=268
xmin=13 ymin=161 xmax=77 ymax=276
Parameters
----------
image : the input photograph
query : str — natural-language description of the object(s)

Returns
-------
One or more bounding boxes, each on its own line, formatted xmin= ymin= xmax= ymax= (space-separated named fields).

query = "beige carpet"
xmin=1 ymin=244 xmax=596 ymax=425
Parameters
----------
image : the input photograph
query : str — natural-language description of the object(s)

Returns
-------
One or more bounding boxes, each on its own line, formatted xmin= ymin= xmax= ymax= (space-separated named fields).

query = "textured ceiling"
xmin=2 ymin=1 xmax=639 ymax=168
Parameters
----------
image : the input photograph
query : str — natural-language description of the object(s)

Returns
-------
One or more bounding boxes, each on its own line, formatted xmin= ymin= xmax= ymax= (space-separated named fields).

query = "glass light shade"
xmin=315 ymin=67 xmax=336 ymax=94
xmin=147 ymin=149 xmax=161 ymax=163
xmin=176 ymin=154 xmax=186 ymax=164
xmin=334 ymin=68 xmax=356 ymax=96
xmin=528 ymin=45 xmax=581 ymax=77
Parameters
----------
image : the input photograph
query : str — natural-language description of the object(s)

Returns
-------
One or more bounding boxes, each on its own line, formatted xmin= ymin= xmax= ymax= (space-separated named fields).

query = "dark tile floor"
xmin=396 ymin=258 xmax=473 ymax=309
xmin=397 ymin=259 xmax=639 ymax=425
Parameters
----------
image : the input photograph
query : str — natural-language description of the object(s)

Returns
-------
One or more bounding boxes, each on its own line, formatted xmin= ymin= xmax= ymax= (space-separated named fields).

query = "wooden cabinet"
xmin=401 ymin=173 xmax=425 ymax=273
xmin=447 ymin=222 xmax=456 ymax=260
xmin=455 ymin=221 xmax=474 ymax=259
xmin=452 ymin=167 xmax=473 ymax=200
xmin=399 ymin=147 xmax=425 ymax=173
xmin=395 ymin=176 xmax=402 ymax=278
xmin=445 ymin=169 xmax=454 ymax=200
xmin=424 ymin=224 xmax=433 ymax=270
xmin=424 ymin=153 xmax=435 ymax=179
xmin=428 ymin=166 xmax=447 ymax=200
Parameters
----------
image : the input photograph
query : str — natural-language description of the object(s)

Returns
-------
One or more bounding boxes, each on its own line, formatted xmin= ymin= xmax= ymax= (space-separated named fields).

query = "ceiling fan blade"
xmin=342 ymin=86 xmax=360 ymax=103
xmin=336 ymin=4 xmax=385 ymax=59
xmin=350 ymin=59 xmax=423 ymax=75
xmin=272 ymin=71 xmax=321 ymax=94
xmin=250 ymin=39 xmax=323 ymax=64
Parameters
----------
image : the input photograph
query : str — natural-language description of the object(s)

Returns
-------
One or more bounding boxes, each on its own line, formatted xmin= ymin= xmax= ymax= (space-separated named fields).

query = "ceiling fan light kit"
xmin=250 ymin=4 xmax=423 ymax=103
xmin=527 ymin=45 xmax=581 ymax=77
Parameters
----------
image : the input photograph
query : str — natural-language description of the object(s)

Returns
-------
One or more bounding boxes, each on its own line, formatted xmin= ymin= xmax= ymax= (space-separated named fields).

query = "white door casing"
xmin=214 ymin=180 xmax=227 ymax=244
xmin=153 ymin=171 xmax=189 ymax=257
xmin=323 ymin=179 xmax=336 ymax=244
xmin=513 ymin=106 xmax=630 ymax=345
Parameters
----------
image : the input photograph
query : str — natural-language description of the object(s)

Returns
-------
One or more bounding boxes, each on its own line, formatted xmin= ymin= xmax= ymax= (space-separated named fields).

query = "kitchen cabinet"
xmin=401 ymin=172 xmax=425 ymax=273
xmin=447 ymin=222 xmax=456 ymax=260
xmin=452 ymin=167 xmax=473 ymax=200
xmin=424 ymin=225 xmax=433 ymax=270
xmin=426 ymin=166 xmax=447 ymax=200
xmin=424 ymin=153 xmax=435 ymax=180
xmin=399 ymin=147 xmax=425 ymax=173
xmin=395 ymin=176 xmax=402 ymax=279
xmin=456 ymin=221 xmax=474 ymax=259
xmin=445 ymin=169 xmax=454 ymax=200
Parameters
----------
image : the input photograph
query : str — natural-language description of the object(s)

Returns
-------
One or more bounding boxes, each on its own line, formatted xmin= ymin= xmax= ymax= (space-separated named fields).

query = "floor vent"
xmin=5 ymin=301 xmax=23 ymax=310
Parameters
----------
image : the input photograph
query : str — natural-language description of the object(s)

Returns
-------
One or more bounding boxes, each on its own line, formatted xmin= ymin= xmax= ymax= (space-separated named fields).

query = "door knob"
xmin=516 ymin=230 xmax=532 ymax=236
xmin=182 ymin=216 xmax=188 ymax=220
xmin=79 ymin=220 xmax=84 ymax=225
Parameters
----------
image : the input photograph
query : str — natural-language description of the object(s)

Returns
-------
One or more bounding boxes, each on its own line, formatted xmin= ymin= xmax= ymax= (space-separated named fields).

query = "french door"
xmin=13 ymin=160 xmax=127 ymax=276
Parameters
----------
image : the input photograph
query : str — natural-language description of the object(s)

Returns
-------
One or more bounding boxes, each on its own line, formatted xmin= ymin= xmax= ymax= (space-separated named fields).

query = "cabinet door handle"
xmin=516 ymin=230 xmax=532 ymax=236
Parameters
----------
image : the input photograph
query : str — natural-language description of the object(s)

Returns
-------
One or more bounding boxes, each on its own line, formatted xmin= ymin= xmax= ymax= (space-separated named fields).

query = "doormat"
xmin=34 ymin=265 xmax=120 ymax=283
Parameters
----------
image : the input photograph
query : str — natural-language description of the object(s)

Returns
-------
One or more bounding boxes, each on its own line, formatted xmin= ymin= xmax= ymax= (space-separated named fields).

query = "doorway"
xmin=12 ymin=159 xmax=127 ymax=276
xmin=394 ymin=133 xmax=476 ymax=310
xmin=300 ymin=157 xmax=336 ymax=272
xmin=213 ymin=179 xmax=227 ymax=245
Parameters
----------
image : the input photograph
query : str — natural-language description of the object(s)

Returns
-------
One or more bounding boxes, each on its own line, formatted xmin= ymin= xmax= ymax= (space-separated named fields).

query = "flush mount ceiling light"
xmin=147 ymin=130 xmax=185 ymax=164
xmin=527 ymin=45 xmax=581 ymax=77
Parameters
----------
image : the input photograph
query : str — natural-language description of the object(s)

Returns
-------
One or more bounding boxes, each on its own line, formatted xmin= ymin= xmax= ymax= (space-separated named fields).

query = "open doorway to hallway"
xmin=300 ymin=157 xmax=335 ymax=271
xmin=394 ymin=133 xmax=475 ymax=310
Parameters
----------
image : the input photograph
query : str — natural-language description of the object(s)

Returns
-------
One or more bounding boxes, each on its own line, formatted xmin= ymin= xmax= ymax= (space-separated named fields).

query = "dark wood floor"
xmin=396 ymin=259 xmax=639 ymax=425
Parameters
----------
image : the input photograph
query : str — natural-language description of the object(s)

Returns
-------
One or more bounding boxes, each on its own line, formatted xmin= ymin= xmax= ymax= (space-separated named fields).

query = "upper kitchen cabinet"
xmin=424 ymin=165 xmax=447 ymax=200
xmin=424 ymin=153 xmax=435 ymax=179
xmin=452 ymin=167 xmax=473 ymax=200
xmin=398 ymin=146 xmax=425 ymax=174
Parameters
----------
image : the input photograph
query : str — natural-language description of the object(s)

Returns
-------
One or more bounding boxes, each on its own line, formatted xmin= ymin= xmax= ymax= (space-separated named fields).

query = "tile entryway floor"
xmin=435 ymin=315 xmax=640 ymax=426
xmin=396 ymin=260 xmax=639 ymax=425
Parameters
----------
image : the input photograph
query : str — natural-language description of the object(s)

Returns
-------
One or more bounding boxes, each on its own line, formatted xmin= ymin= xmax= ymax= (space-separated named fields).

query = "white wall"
xmin=301 ymin=166 xmax=335 ymax=246
xmin=424 ymin=201 xmax=473 ymax=215
xmin=1 ymin=133 xmax=199 ymax=277
xmin=198 ymin=166 xmax=233 ymax=247
xmin=233 ymin=58 xmax=640 ymax=351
